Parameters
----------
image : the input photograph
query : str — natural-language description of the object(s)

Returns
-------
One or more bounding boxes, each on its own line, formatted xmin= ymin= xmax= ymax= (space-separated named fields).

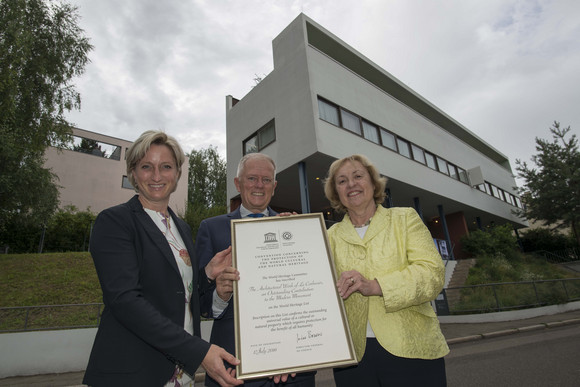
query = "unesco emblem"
xmin=282 ymin=231 xmax=293 ymax=241
xmin=263 ymin=232 xmax=277 ymax=243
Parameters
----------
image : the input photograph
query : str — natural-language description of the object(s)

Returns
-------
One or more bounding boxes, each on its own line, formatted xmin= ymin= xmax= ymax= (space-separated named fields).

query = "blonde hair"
xmin=126 ymin=130 xmax=185 ymax=192
xmin=324 ymin=154 xmax=387 ymax=213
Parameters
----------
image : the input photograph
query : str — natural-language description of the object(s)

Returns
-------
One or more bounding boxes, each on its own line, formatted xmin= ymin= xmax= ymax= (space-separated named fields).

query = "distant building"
xmin=225 ymin=14 xmax=527 ymax=259
xmin=44 ymin=128 xmax=189 ymax=215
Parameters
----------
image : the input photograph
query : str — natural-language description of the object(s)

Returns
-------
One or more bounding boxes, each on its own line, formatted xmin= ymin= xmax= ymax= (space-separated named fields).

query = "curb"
xmin=446 ymin=318 xmax=580 ymax=345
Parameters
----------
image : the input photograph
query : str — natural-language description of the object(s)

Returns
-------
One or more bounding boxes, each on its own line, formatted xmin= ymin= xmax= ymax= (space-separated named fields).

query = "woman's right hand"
xmin=206 ymin=246 xmax=233 ymax=281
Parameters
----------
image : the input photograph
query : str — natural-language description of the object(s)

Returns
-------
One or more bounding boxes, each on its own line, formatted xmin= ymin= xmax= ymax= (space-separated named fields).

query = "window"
xmin=490 ymin=184 xmax=502 ymax=199
xmin=448 ymin=163 xmax=459 ymax=180
xmin=244 ymin=136 xmax=258 ymax=154
xmin=506 ymin=194 xmax=515 ymax=206
xmin=122 ymin=176 xmax=134 ymax=190
xmin=436 ymin=157 xmax=449 ymax=175
xmin=457 ymin=167 xmax=468 ymax=184
xmin=380 ymin=129 xmax=397 ymax=151
xmin=477 ymin=183 xmax=491 ymax=195
xmin=396 ymin=138 xmax=411 ymax=158
xmin=340 ymin=109 xmax=361 ymax=135
xmin=362 ymin=121 xmax=380 ymax=144
xmin=425 ymin=152 xmax=437 ymax=170
xmin=243 ymin=119 xmax=276 ymax=155
xmin=318 ymin=98 xmax=339 ymax=126
xmin=67 ymin=136 xmax=122 ymax=160
xmin=411 ymin=144 xmax=426 ymax=164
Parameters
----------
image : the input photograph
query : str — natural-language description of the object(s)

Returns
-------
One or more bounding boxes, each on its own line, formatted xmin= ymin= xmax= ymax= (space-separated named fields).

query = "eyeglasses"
xmin=245 ymin=176 xmax=274 ymax=186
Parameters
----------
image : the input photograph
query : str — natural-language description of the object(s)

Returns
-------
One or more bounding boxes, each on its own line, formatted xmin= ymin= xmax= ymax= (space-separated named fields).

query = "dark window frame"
xmin=243 ymin=119 xmax=276 ymax=155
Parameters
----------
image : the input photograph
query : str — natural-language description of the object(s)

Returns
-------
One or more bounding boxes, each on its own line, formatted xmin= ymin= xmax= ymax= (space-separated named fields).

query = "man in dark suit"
xmin=196 ymin=153 xmax=316 ymax=387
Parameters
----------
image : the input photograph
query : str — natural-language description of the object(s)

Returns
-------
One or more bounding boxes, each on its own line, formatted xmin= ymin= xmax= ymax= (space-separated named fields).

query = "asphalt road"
xmin=314 ymin=324 xmax=580 ymax=387
xmin=446 ymin=324 xmax=580 ymax=387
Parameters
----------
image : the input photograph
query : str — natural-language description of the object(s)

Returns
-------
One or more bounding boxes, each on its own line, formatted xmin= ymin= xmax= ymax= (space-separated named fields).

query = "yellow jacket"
xmin=328 ymin=205 xmax=449 ymax=361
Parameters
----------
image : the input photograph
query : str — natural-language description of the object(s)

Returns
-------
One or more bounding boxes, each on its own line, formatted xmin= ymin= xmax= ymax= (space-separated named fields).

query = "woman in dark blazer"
xmin=83 ymin=131 xmax=242 ymax=387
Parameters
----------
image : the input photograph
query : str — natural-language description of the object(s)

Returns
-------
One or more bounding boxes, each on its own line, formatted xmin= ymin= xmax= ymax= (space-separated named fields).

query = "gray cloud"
xmin=67 ymin=0 xmax=580 ymax=172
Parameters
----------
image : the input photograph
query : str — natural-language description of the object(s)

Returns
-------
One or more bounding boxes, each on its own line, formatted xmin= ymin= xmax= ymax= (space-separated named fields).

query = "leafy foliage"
xmin=460 ymin=224 xmax=519 ymax=258
xmin=185 ymin=146 xmax=227 ymax=238
xmin=515 ymin=122 xmax=580 ymax=246
xmin=0 ymin=205 xmax=96 ymax=253
xmin=519 ymin=227 xmax=575 ymax=252
xmin=0 ymin=0 xmax=93 ymax=233
xmin=43 ymin=205 xmax=96 ymax=252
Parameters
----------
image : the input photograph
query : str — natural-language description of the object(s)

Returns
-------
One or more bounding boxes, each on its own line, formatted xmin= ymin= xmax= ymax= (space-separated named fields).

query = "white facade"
xmin=44 ymin=128 xmax=189 ymax=216
xmin=226 ymin=14 xmax=527 ymax=259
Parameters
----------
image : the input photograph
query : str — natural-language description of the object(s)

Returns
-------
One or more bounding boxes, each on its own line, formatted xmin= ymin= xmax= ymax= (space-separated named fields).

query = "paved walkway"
xmin=2 ymin=309 xmax=580 ymax=386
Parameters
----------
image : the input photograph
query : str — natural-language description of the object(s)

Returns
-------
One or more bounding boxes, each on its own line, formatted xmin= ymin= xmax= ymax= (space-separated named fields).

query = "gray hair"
xmin=236 ymin=153 xmax=277 ymax=178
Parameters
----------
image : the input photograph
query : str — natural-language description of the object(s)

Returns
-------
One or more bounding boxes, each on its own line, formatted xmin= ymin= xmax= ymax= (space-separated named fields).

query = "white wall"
xmin=0 ymin=322 xmax=213 ymax=378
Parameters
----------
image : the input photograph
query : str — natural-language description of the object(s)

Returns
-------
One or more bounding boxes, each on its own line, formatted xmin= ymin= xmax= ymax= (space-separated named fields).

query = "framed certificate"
xmin=231 ymin=213 xmax=357 ymax=380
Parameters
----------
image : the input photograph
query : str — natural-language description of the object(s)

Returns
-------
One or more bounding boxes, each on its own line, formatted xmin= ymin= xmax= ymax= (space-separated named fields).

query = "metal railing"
xmin=443 ymin=278 xmax=580 ymax=315
xmin=533 ymin=248 xmax=580 ymax=264
xmin=3 ymin=277 xmax=580 ymax=331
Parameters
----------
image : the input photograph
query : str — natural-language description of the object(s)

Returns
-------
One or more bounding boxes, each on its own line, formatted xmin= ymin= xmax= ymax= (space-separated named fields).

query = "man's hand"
xmin=269 ymin=373 xmax=297 ymax=383
xmin=276 ymin=211 xmax=298 ymax=217
xmin=206 ymin=246 xmax=232 ymax=281
xmin=201 ymin=344 xmax=244 ymax=386
xmin=216 ymin=266 xmax=240 ymax=301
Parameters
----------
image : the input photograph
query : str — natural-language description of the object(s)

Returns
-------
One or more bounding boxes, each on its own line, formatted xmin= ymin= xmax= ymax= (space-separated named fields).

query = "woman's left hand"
xmin=337 ymin=270 xmax=382 ymax=299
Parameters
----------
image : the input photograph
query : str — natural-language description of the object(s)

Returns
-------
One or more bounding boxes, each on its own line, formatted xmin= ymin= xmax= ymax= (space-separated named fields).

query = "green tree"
xmin=515 ymin=122 xmax=580 ymax=247
xmin=185 ymin=146 xmax=227 ymax=238
xmin=0 ymin=0 xmax=93 ymax=234
xmin=73 ymin=138 xmax=101 ymax=155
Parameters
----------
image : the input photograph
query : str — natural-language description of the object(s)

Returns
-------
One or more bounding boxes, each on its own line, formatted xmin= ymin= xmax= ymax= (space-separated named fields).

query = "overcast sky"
xmin=66 ymin=0 xmax=580 ymax=174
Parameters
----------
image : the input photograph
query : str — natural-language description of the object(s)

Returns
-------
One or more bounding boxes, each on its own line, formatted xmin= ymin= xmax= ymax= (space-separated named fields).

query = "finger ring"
xmin=350 ymin=278 xmax=355 ymax=284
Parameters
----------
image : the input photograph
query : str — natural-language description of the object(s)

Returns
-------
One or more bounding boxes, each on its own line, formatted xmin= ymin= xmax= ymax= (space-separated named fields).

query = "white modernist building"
xmin=225 ymin=14 xmax=527 ymax=260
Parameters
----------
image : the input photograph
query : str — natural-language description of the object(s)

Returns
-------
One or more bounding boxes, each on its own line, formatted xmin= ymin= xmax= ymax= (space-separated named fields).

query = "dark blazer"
xmin=83 ymin=195 xmax=211 ymax=387
xmin=196 ymin=207 xmax=315 ymax=387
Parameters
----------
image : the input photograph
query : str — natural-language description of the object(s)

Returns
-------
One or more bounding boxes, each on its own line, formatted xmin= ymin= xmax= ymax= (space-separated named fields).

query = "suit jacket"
xmin=195 ymin=207 xmax=278 ymax=349
xmin=328 ymin=205 xmax=450 ymax=361
xmin=83 ymin=195 xmax=211 ymax=387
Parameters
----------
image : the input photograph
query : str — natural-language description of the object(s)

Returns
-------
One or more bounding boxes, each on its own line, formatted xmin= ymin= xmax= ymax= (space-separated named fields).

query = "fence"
xmin=443 ymin=278 xmax=580 ymax=315
xmin=0 ymin=303 xmax=102 ymax=333
xmin=533 ymin=247 xmax=580 ymax=264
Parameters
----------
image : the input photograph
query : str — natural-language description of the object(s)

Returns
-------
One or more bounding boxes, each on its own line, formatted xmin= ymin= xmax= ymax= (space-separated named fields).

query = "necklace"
xmin=157 ymin=212 xmax=191 ymax=266
xmin=353 ymin=217 xmax=372 ymax=228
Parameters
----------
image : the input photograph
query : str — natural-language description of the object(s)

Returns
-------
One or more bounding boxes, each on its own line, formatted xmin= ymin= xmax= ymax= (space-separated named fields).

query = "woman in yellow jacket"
xmin=324 ymin=154 xmax=449 ymax=386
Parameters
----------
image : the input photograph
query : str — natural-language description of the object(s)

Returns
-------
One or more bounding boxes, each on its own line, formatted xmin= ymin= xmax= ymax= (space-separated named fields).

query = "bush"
xmin=519 ymin=227 xmax=575 ymax=252
xmin=43 ymin=206 xmax=96 ymax=252
xmin=0 ymin=215 xmax=43 ymax=253
xmin=461 ymin=224 xmax=519 ymax=258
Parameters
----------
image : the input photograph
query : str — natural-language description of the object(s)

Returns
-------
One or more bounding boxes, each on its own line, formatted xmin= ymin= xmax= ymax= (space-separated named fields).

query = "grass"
xmin=1 ymin=251 xmax=579 ymax=329
xmin=0 ymin=252 xmax=102 ymax=331
xmin=452 ymin=252 xmax=580 ymax=314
